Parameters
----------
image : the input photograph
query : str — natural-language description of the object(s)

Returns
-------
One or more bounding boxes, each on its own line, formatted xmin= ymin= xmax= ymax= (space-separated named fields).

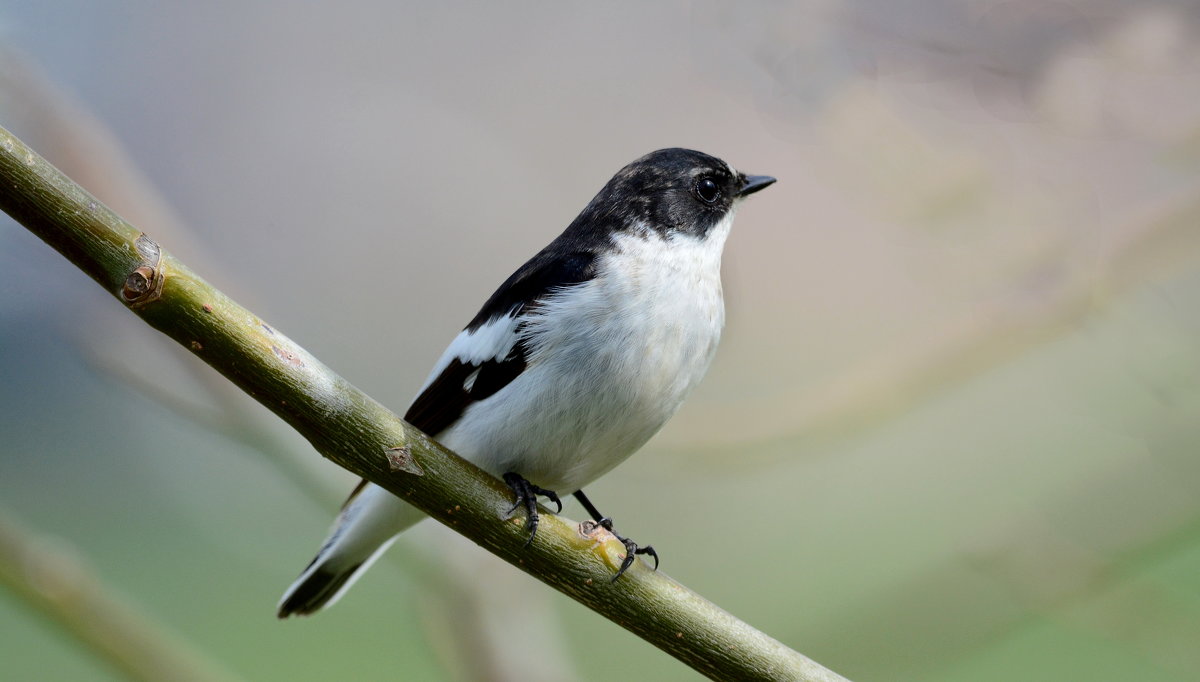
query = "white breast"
xmin=440 ymin=214 xmax=734 ymax=493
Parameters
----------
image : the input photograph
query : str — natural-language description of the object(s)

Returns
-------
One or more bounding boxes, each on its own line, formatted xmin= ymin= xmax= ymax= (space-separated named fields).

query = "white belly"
xmin=441 ymin=221 xmax=730 ymax=493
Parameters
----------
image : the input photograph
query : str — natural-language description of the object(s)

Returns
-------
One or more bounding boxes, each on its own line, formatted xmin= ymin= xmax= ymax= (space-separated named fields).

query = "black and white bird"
xmin=278 ymin=148 xmax=774 ymax=617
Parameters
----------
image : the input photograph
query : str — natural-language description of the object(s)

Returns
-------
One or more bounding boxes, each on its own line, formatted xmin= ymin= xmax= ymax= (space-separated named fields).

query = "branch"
xmin=0 ymin=124 xmax=849 ymax=682
xmin=0 ymin=509 xmax=239 ymax=682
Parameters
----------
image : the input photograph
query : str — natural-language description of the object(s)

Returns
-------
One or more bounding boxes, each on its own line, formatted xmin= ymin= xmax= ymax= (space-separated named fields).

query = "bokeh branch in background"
xmin=0 ymin=125 xmax=848 ymax=682
xmin=0 ymin=510 xmax=238 ymax=682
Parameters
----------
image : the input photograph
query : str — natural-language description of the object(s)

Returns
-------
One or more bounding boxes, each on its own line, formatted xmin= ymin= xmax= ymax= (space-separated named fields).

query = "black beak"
xmin=737 ymin=175 xmax=776 ymax=197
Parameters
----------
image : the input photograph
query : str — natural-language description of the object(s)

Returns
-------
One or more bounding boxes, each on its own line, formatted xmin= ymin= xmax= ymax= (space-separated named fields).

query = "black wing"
xmin=342 ymin=249 xmax=598 ymax=509
xmin=405 ymin=249 xmax=597 ymax=434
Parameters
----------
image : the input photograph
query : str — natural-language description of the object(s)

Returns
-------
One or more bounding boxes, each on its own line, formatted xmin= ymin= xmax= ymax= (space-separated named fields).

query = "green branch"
xmin=0 ymin=510 xmax=239 ymax=682
xmin=0 ymin=124 xmax=849 ymax=682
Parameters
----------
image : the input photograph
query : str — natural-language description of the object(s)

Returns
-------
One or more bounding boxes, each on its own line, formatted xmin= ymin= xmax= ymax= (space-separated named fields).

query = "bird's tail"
xmin=277 ymin=483 xmax=426 ymax=618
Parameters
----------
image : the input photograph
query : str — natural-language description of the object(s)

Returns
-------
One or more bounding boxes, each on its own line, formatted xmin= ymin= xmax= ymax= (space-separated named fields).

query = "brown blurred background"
xmin=2 ymin=2 xmax=1199 ymax=680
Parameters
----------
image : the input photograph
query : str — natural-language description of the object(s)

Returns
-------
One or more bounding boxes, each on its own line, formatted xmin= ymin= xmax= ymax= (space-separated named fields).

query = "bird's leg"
xmin=573 ymin=489 xmax=659 ymax=581
xmin=503 ymin=472 xmax=562 ymax=547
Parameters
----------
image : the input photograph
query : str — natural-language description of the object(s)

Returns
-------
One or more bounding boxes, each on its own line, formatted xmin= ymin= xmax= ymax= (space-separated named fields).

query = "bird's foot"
xmin=503 ymin=472 xmax=562 ymax=547
xmin=597 ymin=517 xmax=659 ymax=581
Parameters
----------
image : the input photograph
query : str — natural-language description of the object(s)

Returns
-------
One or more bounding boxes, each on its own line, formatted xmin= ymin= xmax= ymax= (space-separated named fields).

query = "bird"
xmin=277 ymin=148 xmax=775 ymax=617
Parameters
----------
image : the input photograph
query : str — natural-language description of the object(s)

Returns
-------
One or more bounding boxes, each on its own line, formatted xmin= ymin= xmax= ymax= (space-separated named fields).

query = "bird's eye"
xmin=695 ymin=178 xmax=720 ymax=204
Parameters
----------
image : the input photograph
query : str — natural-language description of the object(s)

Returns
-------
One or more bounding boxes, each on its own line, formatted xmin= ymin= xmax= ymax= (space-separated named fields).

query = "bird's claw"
xmin=598 ymin=517 xmax=659 ymax=581
xmin=503 ymin=472 xmax=561 ymax=547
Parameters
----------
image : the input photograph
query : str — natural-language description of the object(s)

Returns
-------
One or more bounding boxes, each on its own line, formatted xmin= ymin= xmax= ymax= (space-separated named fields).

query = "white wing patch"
xmin=462 ymin=367 xmax=481 ymax=392
xmin=414 ymin=313 xmax=522 ymax=395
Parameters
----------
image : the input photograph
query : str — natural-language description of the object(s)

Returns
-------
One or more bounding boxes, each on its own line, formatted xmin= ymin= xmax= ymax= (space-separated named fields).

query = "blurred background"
xmin=2 ymin=1 xmax=1199 ymax=680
